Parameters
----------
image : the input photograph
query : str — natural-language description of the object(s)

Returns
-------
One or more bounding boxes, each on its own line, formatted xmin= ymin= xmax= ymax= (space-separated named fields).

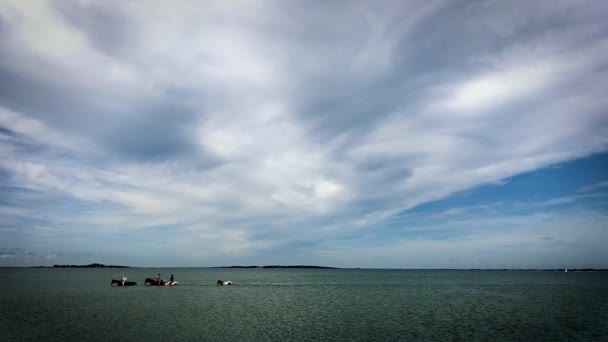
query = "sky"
xmin=0 ymin=0 xmax=607 ymax=268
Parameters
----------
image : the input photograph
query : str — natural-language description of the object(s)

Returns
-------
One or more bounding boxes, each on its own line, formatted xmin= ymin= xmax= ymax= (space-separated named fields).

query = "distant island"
xmin=51 ymin=263 xmax=130 ymax=268
xmin=213 ymin=265 xmax=338 ymax=269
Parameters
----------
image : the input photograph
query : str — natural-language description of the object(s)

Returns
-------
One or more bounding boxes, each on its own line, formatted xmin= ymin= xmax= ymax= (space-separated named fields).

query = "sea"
xmin=1 ymin=268 xmax=607 ymax=341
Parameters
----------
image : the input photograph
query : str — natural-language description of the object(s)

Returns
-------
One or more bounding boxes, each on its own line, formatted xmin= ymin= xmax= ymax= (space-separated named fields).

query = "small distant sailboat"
xmin=565 ymin=268 xmax=568 ymax=273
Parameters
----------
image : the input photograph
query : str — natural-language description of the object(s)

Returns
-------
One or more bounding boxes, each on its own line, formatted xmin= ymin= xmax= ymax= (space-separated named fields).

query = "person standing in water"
xmin=155 ymin=273 xmax=162 ymax=285
xmin=121 ymin=274 xmax=127 ymax=286
xmin=170 ymin=274 xmax=174 ymax=283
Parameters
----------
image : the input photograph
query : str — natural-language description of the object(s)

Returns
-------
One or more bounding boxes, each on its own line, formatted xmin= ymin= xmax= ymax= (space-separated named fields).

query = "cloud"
xmin=309 ymin=209 xmax=608 ymax=269
xmin=0 ymin=248 xmax=39 ymax=261
xmin=0 ymin=0 xmax=607 ymax=266
xmin=579 ymin=180 xmax=608 ymax=193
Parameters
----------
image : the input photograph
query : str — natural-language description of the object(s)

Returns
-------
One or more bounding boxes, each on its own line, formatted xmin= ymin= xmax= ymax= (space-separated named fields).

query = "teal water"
xmin=1 ymin=268 xmax=607 ymax=341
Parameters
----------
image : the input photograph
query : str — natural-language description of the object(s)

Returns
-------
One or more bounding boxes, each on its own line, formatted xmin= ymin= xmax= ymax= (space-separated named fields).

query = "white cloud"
xmin=579 ymin=180 xmax=608 ymax=193
xmin=429 ymin=37 xmax=608 ymax=116
xmin=311 ymin=211 xmax=608 ymax=268
xmin=430 ymin=63 xmax=555 ymax=115
xmin=346 ymin=33 xmax=608 ymax=221
xmin=0 ymin=0 xmax=607 ymax=266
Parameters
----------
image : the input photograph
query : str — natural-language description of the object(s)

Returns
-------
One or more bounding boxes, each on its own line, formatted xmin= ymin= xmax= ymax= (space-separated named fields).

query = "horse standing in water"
xmin=144 ymin=278 xmax=178 ymax=286
xmin=111 ymin=279 xmax=137 ymax=286
xmin=144 ymin=277 xmax=161 ymax=285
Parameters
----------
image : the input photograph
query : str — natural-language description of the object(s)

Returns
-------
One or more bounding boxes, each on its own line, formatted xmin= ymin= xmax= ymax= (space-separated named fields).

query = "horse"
xmin=144 ymin=277 xmax=161 ymax=286
xmin=217 ymin=279 xmax=233 ymax=285
xmin=111 ymin=279 xmax=137 ymax=286
xmin=144 ymin=278 xmax=179 ymax=286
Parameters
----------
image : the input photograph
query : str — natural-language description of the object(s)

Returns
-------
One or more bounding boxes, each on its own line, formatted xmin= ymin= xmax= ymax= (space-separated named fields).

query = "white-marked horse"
xmin=217 ymin=279 xmax=233 ymax=285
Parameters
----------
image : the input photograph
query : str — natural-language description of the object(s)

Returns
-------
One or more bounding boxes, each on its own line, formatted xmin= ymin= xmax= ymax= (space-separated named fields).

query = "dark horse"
xmin=111 ymin=279 xmax=137 ymax=286
xmin=144 ymin=277 xmax=163 ymax=286
xmin=144 ymin=278 xmax=179 ymax=286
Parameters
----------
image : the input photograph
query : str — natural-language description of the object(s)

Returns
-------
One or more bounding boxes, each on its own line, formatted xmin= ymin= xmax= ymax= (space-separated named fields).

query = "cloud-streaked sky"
xmin=1 ymin=0 xmax=607 ymax=268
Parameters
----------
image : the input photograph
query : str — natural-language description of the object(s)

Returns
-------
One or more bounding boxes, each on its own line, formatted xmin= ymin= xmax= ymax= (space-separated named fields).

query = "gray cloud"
xmin=52 ymin=0 xmax=137 ymax=58
xmin=0 ymin=0 xmax=607 ymax=266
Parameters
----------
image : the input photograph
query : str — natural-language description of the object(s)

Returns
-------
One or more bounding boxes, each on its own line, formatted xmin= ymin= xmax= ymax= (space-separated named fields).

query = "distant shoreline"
xmin=40 ymin=263 xmax=130 ymax=268
xmin=212 ymin=265 xmax=338 ymax=269
xmin=4 ymin=265 xmax=606 ymax=271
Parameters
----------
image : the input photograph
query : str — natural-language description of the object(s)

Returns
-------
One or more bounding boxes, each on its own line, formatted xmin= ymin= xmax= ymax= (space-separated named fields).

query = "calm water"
xmin=1 ymin=268 xmax=607 ymax=341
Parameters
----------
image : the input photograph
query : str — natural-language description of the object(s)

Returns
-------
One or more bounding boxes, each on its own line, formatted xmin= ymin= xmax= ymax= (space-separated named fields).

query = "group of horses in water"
xmin=110 ymin=278 xmax=233 ymax=286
